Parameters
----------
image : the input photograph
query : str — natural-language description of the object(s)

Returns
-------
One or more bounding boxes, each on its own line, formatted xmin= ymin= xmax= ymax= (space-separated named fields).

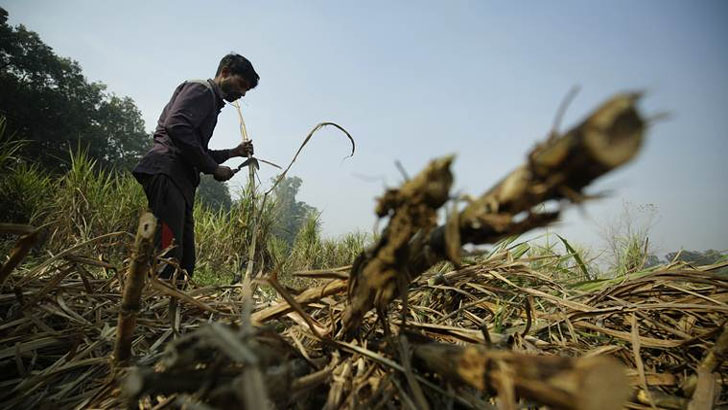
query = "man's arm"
xmin=209 ymin=141 xmax=254 ymax=164
xmin=163 ymin=83 xmax=220 ymax=174
xmin=209 ymin=149 xmax=232 ymax=164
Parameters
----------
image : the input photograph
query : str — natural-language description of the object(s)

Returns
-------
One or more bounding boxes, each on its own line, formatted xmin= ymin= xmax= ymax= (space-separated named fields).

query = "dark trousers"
xmin=139 ymin=174 xmax=196 ymax=279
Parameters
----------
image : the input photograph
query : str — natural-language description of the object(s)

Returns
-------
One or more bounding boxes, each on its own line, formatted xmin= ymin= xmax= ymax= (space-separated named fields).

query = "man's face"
xmin=219 ymin=72 xmax=250 ymax=102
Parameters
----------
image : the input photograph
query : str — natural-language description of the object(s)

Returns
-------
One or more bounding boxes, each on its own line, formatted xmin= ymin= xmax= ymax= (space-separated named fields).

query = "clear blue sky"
xmin=5 ymin=1 xmax=728 ymax=255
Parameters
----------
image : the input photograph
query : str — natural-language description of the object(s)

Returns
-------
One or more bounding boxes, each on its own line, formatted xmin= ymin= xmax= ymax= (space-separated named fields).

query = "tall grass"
xmin=524 ymin=234 xmax=599 ymax=282
xmin=46 ymin=149 xmax=146 ymax=250
xmin=0 ymin=119 xmax=52 ymax=225
xmin=266 ymin=211 xmax=370 ymax=288
xmin=193 ymin=182 xmax=278 ymax=285
xmin=0 ymin=161 xmax=52 ymax=224
xmin=602 ymin=202 xmax=658 ymax=277
xmin=0 ymin=131 xmax=369 ymax=285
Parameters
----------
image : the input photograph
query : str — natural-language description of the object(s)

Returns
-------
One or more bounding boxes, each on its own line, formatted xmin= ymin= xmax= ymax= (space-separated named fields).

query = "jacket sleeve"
xmin=163 ymin=83 xmax=220 ymax=174
xmin=209 ymin=149 xmax=232 ymax=164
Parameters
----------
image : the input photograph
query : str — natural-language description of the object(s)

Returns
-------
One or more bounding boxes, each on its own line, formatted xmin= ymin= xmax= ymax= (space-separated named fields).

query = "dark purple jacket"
xmin=133 ymin=79 xmax=231 ymax=204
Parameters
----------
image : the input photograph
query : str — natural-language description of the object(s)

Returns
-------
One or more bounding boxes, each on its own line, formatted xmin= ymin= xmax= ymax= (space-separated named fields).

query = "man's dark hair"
xmin=216 ymin=53 xmax=259 ymax=89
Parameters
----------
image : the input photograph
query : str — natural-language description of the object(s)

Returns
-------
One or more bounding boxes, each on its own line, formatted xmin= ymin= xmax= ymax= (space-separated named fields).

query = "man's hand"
xmin=213 ymin=165 xmax=234 ymax=182
xmin=231 ymin=140 xmax=254 ymax=157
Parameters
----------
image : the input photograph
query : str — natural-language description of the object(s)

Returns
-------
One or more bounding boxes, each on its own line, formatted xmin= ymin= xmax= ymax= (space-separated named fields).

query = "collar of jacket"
xmin=207 ymin=78 xmax=226 ymax=111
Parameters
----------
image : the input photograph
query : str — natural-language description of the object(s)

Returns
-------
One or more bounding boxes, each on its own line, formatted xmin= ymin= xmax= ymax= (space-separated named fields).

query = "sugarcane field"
xmin=1 ymin=3 xmax=727 ymax=410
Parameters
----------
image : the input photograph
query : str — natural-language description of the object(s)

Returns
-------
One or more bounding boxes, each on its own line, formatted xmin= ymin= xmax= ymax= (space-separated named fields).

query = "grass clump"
xmin=46 ymin=149 xmax=146 ymax=251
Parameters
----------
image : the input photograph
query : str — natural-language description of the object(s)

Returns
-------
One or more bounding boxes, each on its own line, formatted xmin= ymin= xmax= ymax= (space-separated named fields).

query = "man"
xmin=132 ymin=53 xmax=259 ymax=280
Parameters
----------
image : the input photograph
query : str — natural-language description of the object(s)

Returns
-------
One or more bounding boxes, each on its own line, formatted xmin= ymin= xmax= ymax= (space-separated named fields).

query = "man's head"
xmin=214 ymin=53 xmax=260 ymax=103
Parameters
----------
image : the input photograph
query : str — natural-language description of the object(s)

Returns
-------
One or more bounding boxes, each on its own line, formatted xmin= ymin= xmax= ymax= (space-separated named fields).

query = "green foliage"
xmin=602 ymin=202 xmax=658 ymax=277
xmin=0 ymin=160 xmax=52 ymax=224
xmin=193 ymin=181 xmax=277 ymax=284
xmin=0 ymin=117 xmax=52 ymax=224
xmin=0 ymin=117 xmax=21 ymax=167
xmin=266 ymin=236 xmax=291 ymax=276
xmin=0 ymin=7 xmax=149 ymax=172
xmin=265 ymin=208 xmax=370 ymax=288
xmin=191 ymin=184 xmax=370 ymax=287
xmin=495 ymin=232 xmax=599 ymax=283
xmin=270 ymin=176 xmax=317 ymax=245
xmin=556 ymin=234 xmax=591 ymax=280
xmin=289 ymin=211 xmax=323 ymax=270
xmin=326 ymin=230 xmax=369 ymax=267
xmin=46 ymin=148 xmax=146 ymax=250
xmin=526 ymin=236 xmax=579 ymax=280
xmin=196 ymin=174 xmax=232 ymax=212
xmin=192 ymin=202 xmax=241 ymax=285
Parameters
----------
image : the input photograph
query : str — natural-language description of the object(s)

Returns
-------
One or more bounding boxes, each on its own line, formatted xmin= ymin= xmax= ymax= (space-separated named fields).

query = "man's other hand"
xmin=213 ymin=166 xmax=234 ymax=182
xmin=231 ymin=140 xmax=254 ymax=157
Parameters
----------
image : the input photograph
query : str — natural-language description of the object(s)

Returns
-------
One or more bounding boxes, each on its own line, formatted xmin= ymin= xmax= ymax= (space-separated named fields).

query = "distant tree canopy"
xmin=665 ymin=249 xmax=726 ymax=266
xmin=197 ymin=174 xmax=232 ymax=212
xmin=0 ymin=7 xmax=149 ymax=172
xmin=271 ymin=176 xmax=318 ymax=246
xmin=644 ymin=249 xmax=727 ymax=273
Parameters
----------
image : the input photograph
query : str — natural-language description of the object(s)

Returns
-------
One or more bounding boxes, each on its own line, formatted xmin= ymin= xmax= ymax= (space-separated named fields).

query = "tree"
xmin=270 ymin=176 xmax=317 ymax=245
xmin=665 ymin=249 xmax=727 ymax=266
xmin=0 ymin=7 xmax=149 ymax=172
xmin=643 ymin=254 xmax=661 ymax=268
xmin=197 ymin=174 xmax=232 ymax=212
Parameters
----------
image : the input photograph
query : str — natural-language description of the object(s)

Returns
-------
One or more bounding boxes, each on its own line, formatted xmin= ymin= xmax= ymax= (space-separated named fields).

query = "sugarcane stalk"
xmin=124 ymin=358 xmax=310 ymax=408
xmin=684 ymin=324 xmax=727 ymax=410
xmin=226 ymin=110 xmax=354 ymax=290
xmin=342 ymin=156 xmax=454 ymax=334
xmin=251 ymin=280 xmax=346 ymax=323
xmin=112 ymin=212 xmax=157 ymax=366
xmin=450 ymin=91 xmax=645 ymax=247
xmin=343 ymin=92 xmax=647 ymax=333
xmin=244 ymin=166 xmax=258 ymax=282
xmin=635 ymin=389 xmax=688 ymax=410
xmin=413 ymin=343 xmax=631 ymax=410
xmin=232 ymin=102 xmax=258 ymax=284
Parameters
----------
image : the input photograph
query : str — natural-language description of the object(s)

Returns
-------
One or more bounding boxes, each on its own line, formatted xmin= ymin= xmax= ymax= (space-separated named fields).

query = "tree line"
xmin=0 ymin=7 xmax=319 ymax=240
xmin=0 ymin=7 xmax=148 ymax=172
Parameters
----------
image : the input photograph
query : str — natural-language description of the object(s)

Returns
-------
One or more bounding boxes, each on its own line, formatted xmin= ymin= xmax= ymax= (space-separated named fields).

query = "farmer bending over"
xmin=132 ymin=53 xmax=259 ymax=280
